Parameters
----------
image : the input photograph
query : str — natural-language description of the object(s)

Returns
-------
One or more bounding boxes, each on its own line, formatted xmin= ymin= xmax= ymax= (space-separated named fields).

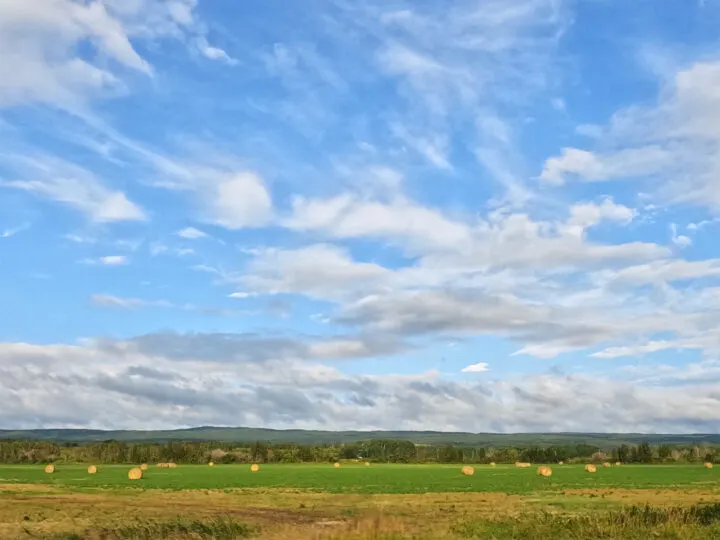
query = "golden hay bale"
xmin=208 ymin=462 xmax=215 ymax=467
xmin=168 ymin=463 xmax=177 ymax=469
xmin=44 ymin=464 xmax=55 ymax=474
xmin=603 ymin=462 xmax=611 ymax=468
xmin=616 ymin=462 xmax=622 ymax=466
xmin=87 ymin=465 xmax=97 ymax=474
xmin=364 ymin=462 xmax=370 ymax=467
xmin=537 ymin=466 xmax=552 ymax=477
xmin=333 ymin=462 xmax=341 ymax=468
xmin=250 ymin=464 xmax=260 ymax=472
xmin=140 ymin=463 xmax=148 ymax=471
xmin=461 ymin=466 xmax=475 ymax=476
xmin=585 ymin=464 xmax=597 ymax=473
xmin=128 ymin=467 xmax=143 ymax=480
xmin=558 ymin=461 xmax=564 ymax=465
xmin=704 ymin=462 xmax=713 ymax=469
xmin=489 ymin=462 xmax=496 ymax=467
xmin=515 ymin=462 xmax=531 ymax=468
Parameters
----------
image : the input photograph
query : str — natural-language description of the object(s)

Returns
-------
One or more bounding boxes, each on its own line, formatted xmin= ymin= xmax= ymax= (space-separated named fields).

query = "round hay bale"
xmin=603 ymin=462 xmax=611 ymax=468
xmin=558 ymin=461 xmax=564 ymax=465
xmin=168 ymin=463 xmax=177 ymax=469
xmin=140 ymin=463 xmax=148 ymax=471
xmin=515 ymin=462 xmax=531 ymax=468
xmin=128 ymin=467 xmax=143 ymax=480
xmin=333 ymin=462 xmax=341 ymax=469
xmin=615 ymin=462 xmax=622 ymax=466
xmin=44 ymin=464 xmax=55 ymax=474
xmin=704 ymin=462 xmax=713 ymax=469
xmin=461 ymin=466 xmax=475 ymax=476
xmin=250 ymin=464 xmax=260 ymax=472
xmin=364 ymin=462 xmax=370 ymax=467
xmin=585 ymin=464 xmax=597 ymax=473
xmin=87 ymin=465 xmax=97 ymax=474
xmin=489 ymin=462 xmax=496 ymax=467
xmin=208 ymin=462 xmax=215 ymax=467
xmin=537 ymin=466 xmax=552 ymax=477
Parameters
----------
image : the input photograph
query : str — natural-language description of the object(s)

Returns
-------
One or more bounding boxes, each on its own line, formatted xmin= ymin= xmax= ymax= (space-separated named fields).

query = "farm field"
xmin=0 ymin=463 xmax=718 ymax=539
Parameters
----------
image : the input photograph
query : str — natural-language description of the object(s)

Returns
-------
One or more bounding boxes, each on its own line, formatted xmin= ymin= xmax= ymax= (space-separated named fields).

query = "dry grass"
xmin=44 ymin=464 xmax=54 ymax=474
xmin=88 ymin=465 xmax=97 ymax=475
xmin=536 ymin=466 xmax=552 ymax=477
xmin=461 ymin=466 xmax=475 ymax=476
xmin=128 ymin=467 xmax=143 ymax=480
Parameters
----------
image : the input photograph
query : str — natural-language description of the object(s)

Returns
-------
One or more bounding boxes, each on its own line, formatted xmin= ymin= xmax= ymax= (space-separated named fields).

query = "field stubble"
xmin=0 ymin=464 xmax=716 ymax=539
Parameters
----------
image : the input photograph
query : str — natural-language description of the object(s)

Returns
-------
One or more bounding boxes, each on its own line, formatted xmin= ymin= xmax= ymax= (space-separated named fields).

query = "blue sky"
xmin=1 ymin=0 xmax=719 ymax=432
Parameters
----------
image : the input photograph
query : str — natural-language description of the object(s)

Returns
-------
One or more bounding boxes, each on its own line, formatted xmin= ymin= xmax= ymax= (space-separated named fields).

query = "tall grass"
xmin=452 ymin=504 xmax=720 ymax=539
xmin=39 ymin=517 xmax=258 ymax=539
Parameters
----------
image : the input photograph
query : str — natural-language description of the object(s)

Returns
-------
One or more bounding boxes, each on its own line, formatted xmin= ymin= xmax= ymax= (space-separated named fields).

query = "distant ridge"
xmin=0 ymin=428 xmax=718 ymax=448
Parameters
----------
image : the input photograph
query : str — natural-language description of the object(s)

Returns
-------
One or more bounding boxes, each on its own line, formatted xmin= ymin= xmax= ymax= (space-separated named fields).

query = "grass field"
xmin=0 ymin=463 xmax=717 ymax=539
xmin=0 ymin=463 xmax=716 ymax=494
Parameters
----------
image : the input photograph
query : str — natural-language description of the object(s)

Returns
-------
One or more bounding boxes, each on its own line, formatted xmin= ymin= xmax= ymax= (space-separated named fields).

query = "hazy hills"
xmin=0 ymin=428 xmax=718 ymax=448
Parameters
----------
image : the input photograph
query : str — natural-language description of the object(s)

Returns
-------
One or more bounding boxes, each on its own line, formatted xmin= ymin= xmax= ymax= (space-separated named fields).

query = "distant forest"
xmin=0 ymin=438 xmax=717 ymax=465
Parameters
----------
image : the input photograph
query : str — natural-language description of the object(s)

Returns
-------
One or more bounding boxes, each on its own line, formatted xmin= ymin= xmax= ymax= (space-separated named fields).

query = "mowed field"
xmin=0 ymin=463 xmax=716 ymax=493
xmin=0 ymin=463 xmax=718 ymax=539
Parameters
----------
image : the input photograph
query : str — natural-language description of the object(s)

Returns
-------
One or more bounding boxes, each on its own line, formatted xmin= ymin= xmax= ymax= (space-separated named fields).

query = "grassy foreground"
xmin=0 ymin=463 xmax=717 ymax=539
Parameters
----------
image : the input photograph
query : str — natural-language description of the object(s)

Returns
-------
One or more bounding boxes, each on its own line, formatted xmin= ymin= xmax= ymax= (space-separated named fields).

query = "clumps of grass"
xmin=43 ymin=517 xmax=259 ymax=539
xmin=451 ymin=504 xmax=720 ymax=539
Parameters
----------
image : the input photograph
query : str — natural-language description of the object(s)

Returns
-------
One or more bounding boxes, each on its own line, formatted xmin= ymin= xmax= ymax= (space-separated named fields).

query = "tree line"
xmin=0 ymin=439 xmax=715 ymax=464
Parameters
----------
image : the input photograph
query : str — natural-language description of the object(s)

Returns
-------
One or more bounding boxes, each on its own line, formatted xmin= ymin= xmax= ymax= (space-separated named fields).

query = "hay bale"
xmin=128 ymin=467 xmax=143 ymax=480
xmin=167 ymin=463 xmax=177 ymax=469
xmin=489 ymin=462 xmax=496 ymax=467
xmin=585 ymin=464 xmax=597 ymax=473
xmin=140 ymin=463 xmax=148 ymax=471
xmin=515 ymin=462 xmax=531 ymax=468
xmin=537 ymin=466 xmax=552 ymax=477
xmin=704 ymin=462 xmax=713 ymax=469
xmin=208 ymin=462 xmax=215 ymax=467
xmin=558 ymin=461 xmax=564 ymax=465
xmin=364 ymin=462 xmax=370 ymax=467
xmin=250 ymin=464 xmax=260 ymax=472
xmin=603 ymin=462 xmax=611 ymax=468
xmin=461 ymin=466 xmax=475 ymax=476
xmin=87 ymin=465 xmax=97 ymax=474
xmin=615 ymin=462 xmax=622 ymax=466
xmin=44 ymin=464 xmax=55 ymax=474
xmin=333 ymin=462 xmax=341 ymax=468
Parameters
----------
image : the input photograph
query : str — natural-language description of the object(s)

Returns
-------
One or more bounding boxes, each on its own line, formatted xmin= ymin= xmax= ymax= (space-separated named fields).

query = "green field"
xmin=0 ymin=463 xmax=717 ymax=494
xmin=0 ymin=463 xmax=718 ymax=538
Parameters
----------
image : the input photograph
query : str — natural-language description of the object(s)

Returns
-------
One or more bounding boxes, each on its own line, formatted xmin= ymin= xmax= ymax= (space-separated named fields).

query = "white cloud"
xmin=0 ymin=154 xmax=145 ymax=222
xmin=0 ymin=223 xmax=29 ymax=238
xmin=204 ymin=173 xmax=272 ymax=229
xmin=540 ymin=60 xmax=720 ymax=208
xmin=0 ymin=335 xmax=717 ymax=431
xmin=461 ymin=362 xmax=490 ymax=373
xmin=0 ymin=0 xmax=230 ymax=110
xmin=176 ymin=227 xmax=207 ymax=239
xmin=100 ymin=255 xmax=128 ymax=266
xmin=670 ymin=223 xmax=692 ymax=248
